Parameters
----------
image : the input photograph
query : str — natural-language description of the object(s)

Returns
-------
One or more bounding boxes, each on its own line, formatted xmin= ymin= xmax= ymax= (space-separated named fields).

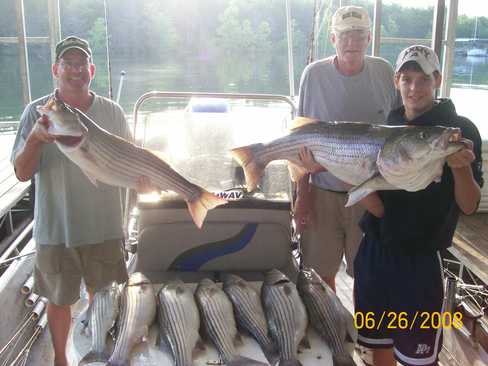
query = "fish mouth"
xmin=55 ymin=135 xmax=85 ymax=147
xmin=438 ymin=128 xmax=461 ymax=150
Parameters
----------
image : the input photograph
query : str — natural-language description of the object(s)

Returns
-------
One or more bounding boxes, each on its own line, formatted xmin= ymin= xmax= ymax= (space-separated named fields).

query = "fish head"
xmin=379 ymin=126 xmax=464 ymax=182
xmin=297 ymin=267 xmax=322 ymax=288
xmin=223 ymin=273 xmax=246 ymax=288
xmin=264 ymin=269 xmax=290 ymax=286
xmin=127 ymin=272 xmax=151 ymax=287
xmin=36 ymin=97 xmax=88 ymax=149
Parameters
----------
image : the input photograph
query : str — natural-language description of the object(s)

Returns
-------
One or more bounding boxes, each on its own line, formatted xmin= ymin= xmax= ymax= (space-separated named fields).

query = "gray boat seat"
xmin=133 ymin=199 xmax=298 ymax=283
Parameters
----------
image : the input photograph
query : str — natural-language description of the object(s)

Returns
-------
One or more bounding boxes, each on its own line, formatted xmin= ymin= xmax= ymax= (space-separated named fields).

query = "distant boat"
xmin=467 ymin=47 xmax=488 ymax=57
xmin=466 ymin=16 xmax=488 ymax=57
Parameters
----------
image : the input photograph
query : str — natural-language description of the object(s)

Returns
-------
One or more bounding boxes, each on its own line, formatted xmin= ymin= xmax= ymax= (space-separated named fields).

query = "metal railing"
xmin=124 ymin=91 xmax=297 ymax=232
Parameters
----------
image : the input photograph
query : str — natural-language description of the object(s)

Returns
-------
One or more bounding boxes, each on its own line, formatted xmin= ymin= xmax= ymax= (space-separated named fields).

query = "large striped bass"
xmin=195 ymin=278 xmax=267 ymax=366
xmin=78 ymin=282 xmax=120 ymax=366
xmin=223 ymin=274 xmax=279 ymax=365
xmin=231 ymin=118 xmax=464 ymax=206
xmin=108 ymin=272 xmax=156 ymax=366
xmin=37 ymin=97 xmax=226 ymax=228
xmin=157 ymin=279 xmax=201 ymax=366
xmin=261 ymin=269 xmax=308 ymax=366
xmin=297 ymin=268 xmax=357 ymax=366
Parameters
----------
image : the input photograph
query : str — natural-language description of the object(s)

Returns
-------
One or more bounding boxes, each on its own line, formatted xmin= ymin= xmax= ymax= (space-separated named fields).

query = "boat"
xmin=0 ymin=92 xmax=365 ymax=365
xmin=466 ymin=47 xmax=488 ymax=57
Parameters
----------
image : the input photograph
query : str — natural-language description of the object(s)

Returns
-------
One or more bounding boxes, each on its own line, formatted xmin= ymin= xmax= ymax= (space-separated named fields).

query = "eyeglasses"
xmin=337 ymin=31 xmax=369 ymax=42
xmin=59 ymin=60 xmax=90 ymax=70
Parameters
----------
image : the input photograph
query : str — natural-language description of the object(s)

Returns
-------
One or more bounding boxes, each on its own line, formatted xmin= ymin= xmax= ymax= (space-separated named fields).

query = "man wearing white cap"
xmin=355 ymin=45 xmax=483 ymax=366
xmin=295 ymin=5 xmax=399 ymax=291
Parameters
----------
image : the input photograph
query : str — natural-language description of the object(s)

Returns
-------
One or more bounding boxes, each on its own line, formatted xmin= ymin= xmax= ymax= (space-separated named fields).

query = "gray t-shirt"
xmin=298 ymin=55 xmax=400 ymax=191
xmin=11 ymin=93 xmax=131 ymax=247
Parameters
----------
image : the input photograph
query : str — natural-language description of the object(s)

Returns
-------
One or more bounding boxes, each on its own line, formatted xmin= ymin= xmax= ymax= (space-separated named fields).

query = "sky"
xmin=384 ymin=0 xmax=488 ymax=17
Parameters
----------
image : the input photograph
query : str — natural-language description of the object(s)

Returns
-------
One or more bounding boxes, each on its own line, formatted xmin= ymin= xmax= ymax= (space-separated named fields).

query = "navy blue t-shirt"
xmin=360 ymin=99 xmax=484 ymax=254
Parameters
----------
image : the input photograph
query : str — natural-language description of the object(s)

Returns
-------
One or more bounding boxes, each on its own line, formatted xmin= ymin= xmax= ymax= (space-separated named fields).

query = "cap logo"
xmin=342 ymin=11 xmax=363 ymax=20
xmin=401 ymin=45 xmax=432 ymax=62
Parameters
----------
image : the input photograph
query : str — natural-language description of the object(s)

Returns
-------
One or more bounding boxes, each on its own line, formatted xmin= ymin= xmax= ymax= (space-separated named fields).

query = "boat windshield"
xmin=134 ymin=97 xmax=293 ymax=203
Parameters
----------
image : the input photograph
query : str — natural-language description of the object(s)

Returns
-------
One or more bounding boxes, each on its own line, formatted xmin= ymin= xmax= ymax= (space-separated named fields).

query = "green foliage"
xmin=2 ymin=0 xmax=488 ymax=121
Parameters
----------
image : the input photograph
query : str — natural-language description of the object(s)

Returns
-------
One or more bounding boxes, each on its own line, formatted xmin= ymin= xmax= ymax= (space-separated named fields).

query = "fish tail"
xmin=332 ymin=353 xmax=357 ymax=366
xmin=187 ymin=189 xmax=227 ymax=228
xmin=278 ymin=359 xmax=303 ymax=366
xmin=78 ymin=350 xmax=110 ymax=365
xmin=263 ymin=349 xmax=280 ymax=366
xmin=231 ymin=143 xmax=265 ymax=191
xmin=260 ymin=340 xmax=280 ymax=365
xmin=228 ymin=356 xmax=269 ymax=366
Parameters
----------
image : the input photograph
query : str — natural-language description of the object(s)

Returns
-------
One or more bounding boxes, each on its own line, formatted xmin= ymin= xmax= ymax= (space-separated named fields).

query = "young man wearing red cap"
xmin=355 ymin=45 xmax=483 ymax=366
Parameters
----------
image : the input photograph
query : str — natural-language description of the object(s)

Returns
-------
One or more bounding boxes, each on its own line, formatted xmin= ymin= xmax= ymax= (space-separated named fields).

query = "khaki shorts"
xmin=301 ymin=186 xmax=364 ymax=278
xmin=34 ymin=239 xmax=128 ymax=306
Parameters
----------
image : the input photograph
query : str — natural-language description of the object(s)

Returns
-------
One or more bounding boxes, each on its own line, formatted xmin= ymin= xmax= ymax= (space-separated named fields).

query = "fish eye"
xmin=419 ymin=131 xmax=428 ymax=139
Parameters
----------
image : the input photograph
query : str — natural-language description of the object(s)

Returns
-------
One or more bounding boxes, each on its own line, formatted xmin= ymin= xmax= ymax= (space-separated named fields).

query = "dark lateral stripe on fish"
xmin=91 ymin=293 xmax=109 ymax=352
xmin=304 ymin=292 xmax=345 ymax=355
xmin=87 ymin=129 xmax=197 ymax=199
xmin=266 ymin=287 xmax=296 ymax=360
xmin=109 ymin=283 xmax=150 ymax=364
xmin=226 ymin=286 xmax=270 ymax=348
xmin=258 ymin=134 xmax=382 ymax=166
xmin=160 ymin=292 xmax=190 ymax=366
xmin=198 ymin=290 xmax=235 ymax=362
xmin=82 ymin=117 xmax=199 ymax=199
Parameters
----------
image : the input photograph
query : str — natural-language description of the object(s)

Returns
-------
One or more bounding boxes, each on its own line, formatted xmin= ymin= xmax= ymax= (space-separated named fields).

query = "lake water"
xmin=1 ymin=52 xmax=488 ymax=122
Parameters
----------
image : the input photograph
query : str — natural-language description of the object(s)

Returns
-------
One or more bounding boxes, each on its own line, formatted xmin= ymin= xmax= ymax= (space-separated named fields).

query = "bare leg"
xmin=47 ymin=303 xmax=71 ymax=366
xmin=373 ymin=348 xmax=396 ymax=366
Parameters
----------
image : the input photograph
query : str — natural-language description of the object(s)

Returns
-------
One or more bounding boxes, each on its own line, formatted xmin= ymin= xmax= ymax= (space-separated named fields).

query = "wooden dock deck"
xmin=0 ymin=134 xmax=30 ymax=216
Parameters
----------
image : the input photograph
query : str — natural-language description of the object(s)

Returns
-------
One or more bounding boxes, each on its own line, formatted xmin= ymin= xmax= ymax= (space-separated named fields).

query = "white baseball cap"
xmin=331 ymin=6 xmax=370 ymax=33
xmin=395 ymin=45 xmax=441 ymax=75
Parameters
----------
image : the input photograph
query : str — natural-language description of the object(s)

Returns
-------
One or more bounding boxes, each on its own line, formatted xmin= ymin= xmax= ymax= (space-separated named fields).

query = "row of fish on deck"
xmin=79 ymin=269 xmax=357 ymax=366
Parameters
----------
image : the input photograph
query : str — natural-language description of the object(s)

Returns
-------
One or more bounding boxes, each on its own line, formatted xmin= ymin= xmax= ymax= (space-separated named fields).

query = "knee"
xmin=47 ymin=302 xmax=71 ymax=312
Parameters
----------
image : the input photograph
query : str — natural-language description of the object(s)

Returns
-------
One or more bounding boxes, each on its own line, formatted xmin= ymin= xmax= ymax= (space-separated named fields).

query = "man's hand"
xmin=447 ymin=139 xmax=475 ymax=169
xmin=31 ymin=115 xmax=55 ymax=144
xmin=298 ymin=146 xmax=326 ymax=173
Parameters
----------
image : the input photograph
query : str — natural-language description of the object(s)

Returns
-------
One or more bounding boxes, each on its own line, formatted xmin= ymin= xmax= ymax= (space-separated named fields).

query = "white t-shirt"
xmin=298 ymin=55 xmax=400 ymax=191
xmin=11 ymin=93 xmax=130 ymax=247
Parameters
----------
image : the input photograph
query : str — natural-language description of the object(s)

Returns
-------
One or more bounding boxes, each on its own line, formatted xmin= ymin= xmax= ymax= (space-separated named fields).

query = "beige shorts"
xmin=34 ymin=239 xmax=128 ymax=306
xmin=301 ymin=186 xmax=364 ymax=278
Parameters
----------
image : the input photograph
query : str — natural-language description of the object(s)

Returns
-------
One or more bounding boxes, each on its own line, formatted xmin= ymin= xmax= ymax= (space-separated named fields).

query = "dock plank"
xmin=0 ymin=134 xmax=31 ymax=219
xmin=451 ymin=213 xmax=488 ymax=285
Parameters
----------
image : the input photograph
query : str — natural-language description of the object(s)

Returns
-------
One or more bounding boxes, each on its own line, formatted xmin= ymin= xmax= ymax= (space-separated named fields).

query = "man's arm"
xmin=293 ymin=174 xmax=312 ymax=234
xmin=447 ymin=141 xmax=481 ymax=215
xmin=14 ymin=116 xmax=55 ymax=182
xmin=359 ymin=191 xmax=384 ymax=218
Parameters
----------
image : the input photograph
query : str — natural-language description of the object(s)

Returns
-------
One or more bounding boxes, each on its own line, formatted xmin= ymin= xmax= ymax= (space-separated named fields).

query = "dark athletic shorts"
xmin=354 ymin=235 xmax=444 ymax=366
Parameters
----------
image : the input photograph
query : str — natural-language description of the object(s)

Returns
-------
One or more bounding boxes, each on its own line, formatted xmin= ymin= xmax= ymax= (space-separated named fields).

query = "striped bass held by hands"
xmin=231 ymin=117 xmax=465 ymax=206
xmin=36 ymin=97 xmax=227 ymax=228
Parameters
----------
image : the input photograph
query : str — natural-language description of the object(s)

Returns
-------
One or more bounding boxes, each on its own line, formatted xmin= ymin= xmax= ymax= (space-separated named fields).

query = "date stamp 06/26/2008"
xmin=354 ymin=311 xmax=463 ymax=330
